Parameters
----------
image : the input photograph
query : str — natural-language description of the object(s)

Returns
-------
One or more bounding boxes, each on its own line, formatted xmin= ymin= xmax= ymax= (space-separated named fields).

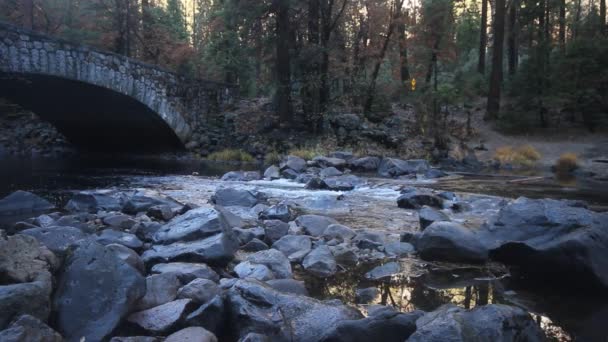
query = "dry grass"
xmin=494 ymin=145 xmax=542 ymax=167
xmin=207 ymin=149 xmax=255 ymax=163
xmin=288 ymin=146 xmax=327 ymax=161
xmin=554 ymin=153 xmax=578 ymax=173
xmin=264 ymin=151 xmax=282 ymax=165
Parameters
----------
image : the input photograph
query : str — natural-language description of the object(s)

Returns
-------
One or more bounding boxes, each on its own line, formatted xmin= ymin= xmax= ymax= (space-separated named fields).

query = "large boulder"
xmin=0 ymin=281 xmax=52 ymax=329
xmin=221 ymin=171 xmax=261 ymax=182
xmin=418 ymin=206 xmax=450 ymax=230
xmin=246 ymin=249 xmax=293 ymax=279
xmin=320 ymin=309 xmax=423 ymax=342
xmin=123 ymin=195 xmax=182 ymax=215
xmin=378 ymin=158 xmax=430 ymax=178
xmin=103 ymin=213 xmax=137 ymax=230
xmin=127 ymin=299 xmax=195 ymax=334
xmin=185 ymin=295 xmax=225 ymax=335
xmin=96 ymin=229 xmax=143 ymax=250
xmin=225 ymin=279 xmax=362 ymax=341
xmin=0 ymin=234 xmax=58 ymax=284
xmin=280 ymin=156 xmax=307 ymax=173
xmin=312 ymin=156 xmax=347 ymax=169
xmin=349 ymin=157 xmax=381 ymax=172
xmin=322 ymin=175 xmax=364 ymax=191
xmin=323 ymin=224 xmax=356 ymax=241
xmin=106 ymin=243 xmax=145 ymax=274
xmin=234 ymin=261 xmax=275 ymax=281
xmin=20 ymin=226 xmax=89 ymax=257
xmin=65 ymin=192 xmax=123 ymax=213
xmin=258 ymin=204 xmax=293 ymax=222
xmin=264 ymin=166 xmax=281 ymax=180
xmin=177 ymin=278 xmax=220 ymax=304
xmin=212 ymin=188 xmax=265 ymax=208
xmin=150 ymin=262 xmax=220 ymax=283
xmin=408 ymin=304 xmax=545 ymax=342
xmin=135 ymin=273 xmax=181 ymax=311
xmin=397 ymin=192 xmax=444 ymax=209
xmin=263 ymin=220 xmax=289 ymax=243
xmin=0 ymin=191 xmax=54 ymax=224
xmin=416 ymin=222 xmax=488 ymax=263
xmin=295 ymin=215 xmax=338 ymax=236
xmin=272 ymin=235 xmax=312 ymax=261
xmin=0 ymin=314 xmax=62 ymax=342
xmin=154 ymin=207 xmax=227 ymax=244
xmin=142 ymin=232 xmax=239 ymax=267
xmin=53 ymin=240 xmax=146 ymax=342
xmin=479 ymin=197 xmax=608 ymax=289
xmin=302 ymin=246 xmax=337 ymax=278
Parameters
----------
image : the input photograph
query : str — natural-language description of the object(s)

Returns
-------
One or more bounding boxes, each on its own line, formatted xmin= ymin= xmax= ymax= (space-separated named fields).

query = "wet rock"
xmin=313 ymin=156 xmax=347 ymax=169
xmin=266 ymin=279 xmax=309 ymax=296
xmin=0 ymin=234 xmax=58 ymax=284
xmin=185 ymin=295 xmax=225 ymax=336
xmin=221 ymin=171 xmax=261 ymax=182
xmin=417 ymin=222 xmax=488 ymax=263
xmin=397 ymin=192 xmax=444 ymax=209
xmin=302 ymin=245 xmax=337 ymax=278
xmin=147 ymin=205 xmax=174 ymax=221
xmin=246 ymin=249 xmax=293 ymax=279
xmin=123 ymin=195 xmax=181 ymax=215
xmin=21 ymin=226 xmax=89 ymax=257
xmin=408 ymin=304 xmax=545 ymax=342
xmin=418 ymin=206 xmax=450 ymax=230
xmin=280 ymin=156 xmax=307 ymax=173
xmin=365 ymin=262 xmax=401 ymax=281
xmin=258 ymin=204 xmax=293 ymax=222
xmin=0 ymin=314 xmax=62 ymax=342
xmin=349 ymin=157 xmax=381 ymax=172
xmin=241 ymin=238 xmax=269 ymax=252
xmin=0 ymin=280 xmax=52 ymax=329
xmin=127 ymin=299 xmax=195 ymax=334
xmin=323 ymin=224 xmax=356 ymax=241
xmin=424 ymin=169 xmax=447 ymax=179
xmin=296 ymin=215 xmax=338 ymax=237
xmin=438 ymin=191 xmax=457 ymax=201
xmin=305 ymin=177 xmax=327 ymax=190
xmin=0 ymin=191 xmax=55 ymax=221
xmin=234 ymin=261 xmax=275 ymax=281
xmin=212 ymin=188 xmax=265 ymax=208
xmin=320 ymin=309 xmax=423 ymax=342
xmin=296 ymin=173 xmax=317 ymax=184
xmin=97 ymin=229 xmax=143 ymax=250
xmin=355 ymin=287 xmax=379 ymax=304
xmin=263 ymin=220 xmax=289 ymax=243
xmin=177 ymin=278 xmax=220 ymax=304
xmin=136 ymin=273 xmax=181 ymax=311
xmin=165 ymin=327 xmax=217 ymax=342
xmin=142 ymin=232 xmax=239 ymax=267
xmin=264 ymin=166 xmax=281 ymax=180
xmin=383 ymin=241 xmax=414 ymax=257
xmin=320 ymin=167 xmax=343 ymax=178
xmin=479 ymin=197 xmax=608 ymax=289
xmin=272 ymin=235 xmax=312 ymax=261
xmin=225 ymin=279 xmax=362 ymax=341
xmin=53 ymin=240 xmax=145 ymax=342
xmin=103 ymin=213 xmax=137 ymax=230
xmin=378 ymin=158 xmax=430 ymax=178
xmin=322 ymin=175 xmax=363 ymax=191
xmin=106 ymin=243 xmax=145 ymax=274
xmin=65 ymin=192 xmax=122 ymax=213
xmin=152 ymin=205 xmax=235 ymax=246
xmin=281 ymin=168 xmax=300 ymax=179
xmin=151 ymin=262 xmax=219 ymax=283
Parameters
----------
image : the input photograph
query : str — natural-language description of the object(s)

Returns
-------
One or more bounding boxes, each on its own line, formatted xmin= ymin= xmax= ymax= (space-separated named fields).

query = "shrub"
xmin=554 ymin=153 xmax=578 ymax=173
xmin=493 ymin=145 xmax=542 ymax=167
xmin=264 ymin=151 xmax=282 ymax=165
xmin=494 ymin=146 xmax=515 ymax=164
xmin=288 ymin=147 xmax=326 ymax=161
xmin=207 ymin=149 xmax=255 ymax=163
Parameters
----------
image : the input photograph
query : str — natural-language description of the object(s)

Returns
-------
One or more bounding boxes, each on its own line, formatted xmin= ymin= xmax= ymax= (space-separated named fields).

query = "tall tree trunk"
xmin=275 ymin=0 xmax=293 ymax=125
xmin=304 ymin=0 xmax=322 ymax=129
xmin=573 ymin=0 xmax=581 ymax=39
xmin=478 ymin=0 xmax=488 ymax=74
xmin=601 ymin=0 xmax=606 ymax=35
xmin=486 ymin=0 xmax=506 ymax=120
xmin=507 ymin=0 xmax=519 ymax=76
xmin=559 ymin=0 xmax=566 ymax=51
xmin=319 ymin=0 xmax=348 ymax=109
xmin=397 ymin=8 xmax=410 ymax=82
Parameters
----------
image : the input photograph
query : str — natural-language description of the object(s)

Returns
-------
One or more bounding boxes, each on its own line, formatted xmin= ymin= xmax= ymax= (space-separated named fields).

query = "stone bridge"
xmin=0 ymin=22 xmax=237 ymax=150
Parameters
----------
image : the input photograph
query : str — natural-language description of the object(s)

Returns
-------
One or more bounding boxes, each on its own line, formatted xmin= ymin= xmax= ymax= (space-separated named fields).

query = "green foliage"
xmin=207 ymin=149 xmax=255 ymax=162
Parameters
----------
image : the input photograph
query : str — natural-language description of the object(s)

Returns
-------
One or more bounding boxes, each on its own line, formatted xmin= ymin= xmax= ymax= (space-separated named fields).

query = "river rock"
xmin=234 ymin=261 xmax=275 ymax=281
xmin=322 ymin=175 xmax=363 ymax=191
xmin=225 ymin=279 xmax=362 ymax=341
xmin=20 ymin=226 xmax=89 ymax=257
xmin=97 ymin=229 xmax=143 ymax=250
xmin=397 ymin=192 xmax=444 ymax=209
xmin=0 ymin=234 xmax=58 ymax=284
xmin=378 ymin=158 xmax=430 ymax=177
xmin=331 ymin=244 xmax=359 ymax=267
xmin=153 ymin=207 xmax=226 ymax=244
xmin=136 ymin=273 xmax=181 ymax=311
xmin=302 ymin=245 xmax=337 ymax=278
xmin=355 ymin=287 xmax=379 ymax=304
xmin=123 ymin=195 xmax=181 ymax=215
xmin=147 ymin=204 xmax=175 ymax=221
xmin=185 ymin=295 xmax=225 ymax=335
xmin=296 ymin=215 xmax=338 ymax=236
xmin=417 ymin=222 xmax=488 ymax=263
xmin=246 ymin=249 xmax=293 ymax=279
xmin=258 ymin=204 xmax=293 ymax=222
xmin=103 ymin=213 xmax=137 ymax=229
xmin=349 ymin=157 xmax=381 ymax=171
xmin=53 ymin=240 xmax=145 ymax=342
xmin=110 ymin=337 xmax=161 ymax=342
xmin=264 ymin=166 xmax=281 ymax=180
xmin=0 ymin=191 xmax=55 ymax=222
xmin=106 ymin=243 xmax=145 ymax=273
xmin=33 ymin=214 xmax=55 ymax=228
xmin=142 ymin=232 xmax=239 ymax=266
xmin=221 ymin=171 xmax=261 ymax=182
xmin=281 ymin=168 xmax=300 ymax=179
xmin=383 ymin=241 xmax=414 ymax=257
xmin=408 ymin=304 xmax=545 ymax=342
xmin=127 ymin=299 xmax=195 ymax=334
xmin=418 ymin=206 xmax=450 ymax=230
xmin=0 ymin=280 xmax=52 ymax=329
xmin=272 ymin=235 xmax=312 ymax=260
xmin=177 ymin=278 xmax=220 ymax=304
xmin=241 ymin=238 xmax=269 ymax=252
xmin=212 ymin=188 xmax=265 ymax=208
xmin=280 ymin=156 xmax=307 ymax=173
xmin=320 ymin=167 xmax=343 ymax=178
xmin=266 ymin=279 xmax=309 ymax=296
xmin=313 ymin=156 xmax=347 ymax=169
xmin=0 ymin=314 xmax=62 ymax=342
xmin=323 ymin=224 xmax=356 ymax=241
xmin=150 ymin=262 xmax=220 ymax=283
xmin=132 ymin=221 xmax=163 ymax=241
xmin=65 ymin=192 xmax=122 ymax=213
xmin=353 ymin=231 xmax=385 ymax=250
xmin=263 ymin=220 xmax=289 ymax=243
xmin=165 ymin=327 xmax=217 ymax=342
xmin=479 ymin=197 xmax=608 ymax=289
xmin=239 ymin=333 xmax=271 ymax=342
xmin=365 ymin=262 xmax=401 ymax=281
xmin=320 ymin=309 xmax=424 ymax=342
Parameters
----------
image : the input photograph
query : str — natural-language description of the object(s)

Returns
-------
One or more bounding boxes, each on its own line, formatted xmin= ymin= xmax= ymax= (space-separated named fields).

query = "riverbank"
xmin=1 ymin=153 xmax=607 ymax=341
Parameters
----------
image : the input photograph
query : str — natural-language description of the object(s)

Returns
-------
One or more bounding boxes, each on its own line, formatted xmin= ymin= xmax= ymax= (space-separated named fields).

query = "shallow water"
xmin=2 ymin=155 xmax=608 ymax=341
